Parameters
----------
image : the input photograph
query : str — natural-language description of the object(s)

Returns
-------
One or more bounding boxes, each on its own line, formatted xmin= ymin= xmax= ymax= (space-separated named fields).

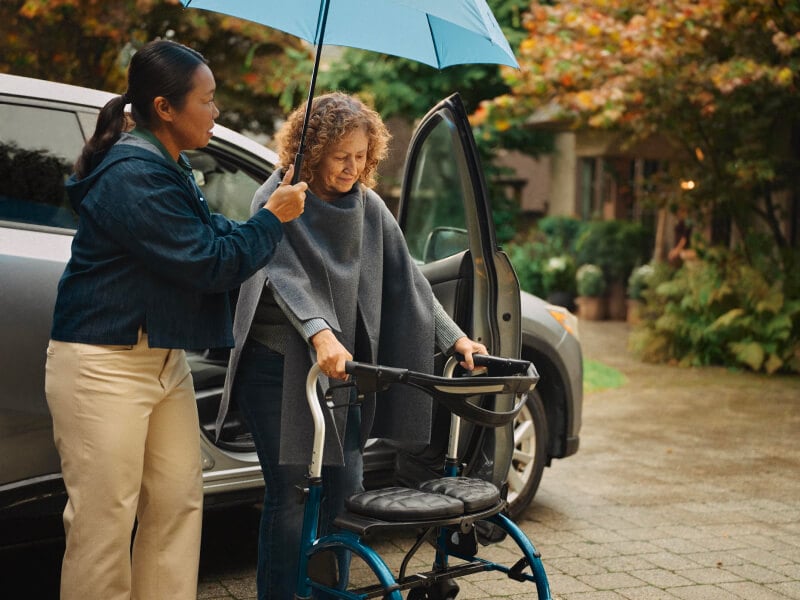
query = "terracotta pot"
xmin=576 ymin=296 xmax=607 ymax=321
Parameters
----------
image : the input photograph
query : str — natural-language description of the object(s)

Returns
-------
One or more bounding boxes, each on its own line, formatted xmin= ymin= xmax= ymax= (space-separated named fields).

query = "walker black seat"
xmin=345 ymin=487 xmax=464 ymax=521
xmin=419 ymin=476 xmax=501 ymax=513
xmin=334 ymin=497 xmax=507 ymax=538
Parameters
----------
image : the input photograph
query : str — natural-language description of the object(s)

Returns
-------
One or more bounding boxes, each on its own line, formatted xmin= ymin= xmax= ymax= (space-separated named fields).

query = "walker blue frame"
xmin=293 ymin=355 xmax=552 ymax=600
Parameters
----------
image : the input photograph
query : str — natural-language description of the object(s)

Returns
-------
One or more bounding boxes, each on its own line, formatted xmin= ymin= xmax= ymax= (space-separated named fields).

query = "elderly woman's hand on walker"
xmin=454 ymin=336 xmax=488 ymax=371
xmin=311 ymin=329 xmax=353 ymax=381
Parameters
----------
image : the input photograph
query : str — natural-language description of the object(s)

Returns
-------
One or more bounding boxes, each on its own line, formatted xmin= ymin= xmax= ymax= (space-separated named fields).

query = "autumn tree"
xmin=478 ymin=0 xmax=800 ymax=372
xmin=0 ymin=0 xmax=313 ymax=134
xmin=479 ymin=0 xmax=800 ymax=267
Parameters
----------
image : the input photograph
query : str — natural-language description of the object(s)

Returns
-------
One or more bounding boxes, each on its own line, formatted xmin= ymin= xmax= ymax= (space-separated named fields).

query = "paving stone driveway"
xmin=198 ymin=320 xmax=800 ymax=600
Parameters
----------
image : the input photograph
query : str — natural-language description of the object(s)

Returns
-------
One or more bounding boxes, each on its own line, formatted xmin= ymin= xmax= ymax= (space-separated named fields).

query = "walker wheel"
xmin=407 ymin=578 xmax=459 ymax=600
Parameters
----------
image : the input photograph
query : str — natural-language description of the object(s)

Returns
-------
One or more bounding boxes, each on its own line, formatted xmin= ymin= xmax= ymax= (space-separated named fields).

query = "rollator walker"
xmin=295 ymin=354 xmax=552 ymax=599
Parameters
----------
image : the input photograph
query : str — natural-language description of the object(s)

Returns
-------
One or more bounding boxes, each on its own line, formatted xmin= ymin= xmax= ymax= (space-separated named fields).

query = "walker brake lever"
xmin=323 ymin=381 xmax=363 ymax=409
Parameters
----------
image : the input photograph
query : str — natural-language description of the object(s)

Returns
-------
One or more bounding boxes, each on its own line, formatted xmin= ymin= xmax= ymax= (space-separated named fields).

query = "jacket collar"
xmin=129 ymin=127 xmax=193 ymax=178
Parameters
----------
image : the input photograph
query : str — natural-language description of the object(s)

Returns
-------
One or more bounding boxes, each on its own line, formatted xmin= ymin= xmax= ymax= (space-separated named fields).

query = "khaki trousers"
xmin=45 ymin=331 xmax=203 ymax=600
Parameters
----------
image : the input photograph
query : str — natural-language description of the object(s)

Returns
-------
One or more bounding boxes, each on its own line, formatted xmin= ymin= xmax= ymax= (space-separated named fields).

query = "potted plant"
xmin=575 ymin=264 xmax=607 ymax=320
xmin=542 ymin=254 xmax=577 ymax=311
xmin=575 ymin=220 xmax=649 ymax=320
xmin=626 ymin=263 xmax=655 ymax=325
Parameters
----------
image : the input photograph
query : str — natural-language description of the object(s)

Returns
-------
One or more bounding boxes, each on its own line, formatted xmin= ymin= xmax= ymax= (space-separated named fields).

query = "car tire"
xmin=505 ymin=389 xmax=547 ymax=519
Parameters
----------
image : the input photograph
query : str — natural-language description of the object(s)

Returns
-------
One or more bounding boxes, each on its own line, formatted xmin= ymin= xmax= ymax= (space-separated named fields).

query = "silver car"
xmin=0 ymin=73 xmax=581 ymax=544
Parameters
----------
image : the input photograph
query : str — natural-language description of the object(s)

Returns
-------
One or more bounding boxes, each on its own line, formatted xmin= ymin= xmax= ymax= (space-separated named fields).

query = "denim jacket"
xmin=51 ymin=132 xmax=282 ymax=349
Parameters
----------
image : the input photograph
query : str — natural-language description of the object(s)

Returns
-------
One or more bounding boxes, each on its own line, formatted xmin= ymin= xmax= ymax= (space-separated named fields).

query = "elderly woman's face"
xmin=314 ymin=126 xmax=368 ymax=202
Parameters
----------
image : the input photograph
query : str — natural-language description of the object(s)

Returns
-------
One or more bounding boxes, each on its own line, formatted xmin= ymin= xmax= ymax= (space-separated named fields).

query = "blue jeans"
xmin=234 ymin=340 xmax=363 ymax=600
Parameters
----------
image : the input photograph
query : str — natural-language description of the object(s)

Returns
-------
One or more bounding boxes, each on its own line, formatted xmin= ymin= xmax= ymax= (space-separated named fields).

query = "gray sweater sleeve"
xmin=269 ymin=282 xmax=330 ymax=341
xmin=433 ymin=296 xmax=466 ymax=354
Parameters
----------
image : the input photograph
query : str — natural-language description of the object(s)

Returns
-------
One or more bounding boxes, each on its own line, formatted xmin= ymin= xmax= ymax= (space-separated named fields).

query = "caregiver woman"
xmin=44 ymin=39 xmax=306 ymax=600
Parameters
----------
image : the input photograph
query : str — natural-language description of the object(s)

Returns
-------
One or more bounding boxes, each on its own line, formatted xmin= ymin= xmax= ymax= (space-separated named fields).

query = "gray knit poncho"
xmin=218 ymin=170 xmax=457 ymax=466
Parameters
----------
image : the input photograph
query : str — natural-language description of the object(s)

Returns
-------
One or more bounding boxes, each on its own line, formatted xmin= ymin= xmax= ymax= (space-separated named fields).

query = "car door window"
xmin=186 ymin=148 xmax=264 ymax=221
xmin=0 ymin=102 xmax=263 ymax=230
xmin=0 ymin=103 xmax=82 ymax=229
xmin=399 ymin=94 xmax=502 ymax=351
xmin=402 ymin=118 xmax=471 ymax=264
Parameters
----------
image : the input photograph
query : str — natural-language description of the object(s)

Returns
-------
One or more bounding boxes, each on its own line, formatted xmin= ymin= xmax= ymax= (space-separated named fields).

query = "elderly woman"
xmin=217 ymin=92 xmax=486 ymax=599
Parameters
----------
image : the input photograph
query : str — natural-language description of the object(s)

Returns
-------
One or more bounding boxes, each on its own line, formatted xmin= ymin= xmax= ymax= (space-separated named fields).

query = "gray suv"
xmin=0 ymin=73 xmax=581 ymax=544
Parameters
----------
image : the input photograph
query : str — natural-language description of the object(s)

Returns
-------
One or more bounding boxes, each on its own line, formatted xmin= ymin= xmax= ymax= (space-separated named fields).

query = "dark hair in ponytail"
xmin=74 ymin=39 xmax=208 ymax=179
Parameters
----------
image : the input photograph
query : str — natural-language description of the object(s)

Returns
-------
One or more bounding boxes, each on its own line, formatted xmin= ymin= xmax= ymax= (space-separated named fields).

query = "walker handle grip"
xmin=455 ymin=353 xmax=532 ymax=376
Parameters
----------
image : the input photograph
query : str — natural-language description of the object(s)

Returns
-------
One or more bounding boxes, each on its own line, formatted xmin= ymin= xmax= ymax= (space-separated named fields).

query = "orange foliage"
xmin=484 ymin=0 xmax=798 ymax=133
xmin=1 ymin=0 xmax=312 ymax=133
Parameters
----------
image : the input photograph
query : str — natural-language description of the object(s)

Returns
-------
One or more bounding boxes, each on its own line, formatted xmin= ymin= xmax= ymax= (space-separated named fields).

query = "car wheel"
xmin=505 ymin=389 xmax=547 ymax=519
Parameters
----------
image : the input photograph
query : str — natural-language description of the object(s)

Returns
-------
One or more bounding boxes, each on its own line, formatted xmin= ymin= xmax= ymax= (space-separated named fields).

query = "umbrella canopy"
xmin=182 ymin=0 xmax=518 ymax=178
xmin=183 ymin=0 xmax=518 ymax=69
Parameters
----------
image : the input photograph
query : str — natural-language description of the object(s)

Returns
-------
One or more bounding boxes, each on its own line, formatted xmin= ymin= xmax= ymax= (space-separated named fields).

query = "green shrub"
xmin=576 ymin=264 xmax=606 ymax=297
xmin=575 ymin=220 xmax=650 ymax=284
xmin=537 ymin=216 xmax=585 ymax=255
xmin=506 ymin=220 xmax=582 ymax=297
xmin=629 ymin=248 xmax=800 ymax=374
xmin=506 ymin=241 xmax=548 ymax=297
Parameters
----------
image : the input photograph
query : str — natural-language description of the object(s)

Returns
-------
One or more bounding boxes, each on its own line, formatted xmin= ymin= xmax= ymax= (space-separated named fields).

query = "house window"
xmin=578 ymin=158 xmax=597 ymax=220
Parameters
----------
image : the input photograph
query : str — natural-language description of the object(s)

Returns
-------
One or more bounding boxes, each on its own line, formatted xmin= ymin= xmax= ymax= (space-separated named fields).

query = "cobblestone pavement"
xmin=197 ymin=320 xmax=800 ymax=600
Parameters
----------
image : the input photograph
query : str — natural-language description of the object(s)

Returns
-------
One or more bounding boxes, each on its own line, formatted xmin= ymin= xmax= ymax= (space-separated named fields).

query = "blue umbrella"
xmin=182 ymin=0 xmax=518 ymax=179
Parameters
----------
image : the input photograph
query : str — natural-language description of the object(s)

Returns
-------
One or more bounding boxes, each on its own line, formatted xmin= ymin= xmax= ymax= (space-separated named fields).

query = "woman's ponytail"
xmin=74 ymin=94 xmax=129 ymax=180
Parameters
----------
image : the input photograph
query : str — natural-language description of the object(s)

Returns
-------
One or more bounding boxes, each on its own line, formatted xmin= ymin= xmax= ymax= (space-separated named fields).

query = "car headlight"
xmin=546 ymin=304 xmax=580 ymax=341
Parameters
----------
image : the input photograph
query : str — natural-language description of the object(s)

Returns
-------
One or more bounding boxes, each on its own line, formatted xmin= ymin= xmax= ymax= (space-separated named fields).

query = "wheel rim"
xmin=507 ymin=400 xmax=536 ymax=504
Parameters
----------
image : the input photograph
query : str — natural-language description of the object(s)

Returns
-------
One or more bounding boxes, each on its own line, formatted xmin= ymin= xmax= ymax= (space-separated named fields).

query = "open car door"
xmin=395 ymin=93 xmax=522 ymax=489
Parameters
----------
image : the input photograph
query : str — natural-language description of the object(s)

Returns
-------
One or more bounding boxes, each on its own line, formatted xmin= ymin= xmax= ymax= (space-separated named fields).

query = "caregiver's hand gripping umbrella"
xmin=182 ymin=0 xmax=519 ymax=182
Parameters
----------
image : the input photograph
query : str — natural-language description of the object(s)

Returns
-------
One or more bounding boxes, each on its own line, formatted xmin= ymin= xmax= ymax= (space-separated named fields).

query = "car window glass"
xmin=186 ymin=149 xmax=261 ymax=221
xmin=76 ymin=111 xmax=97 ymax=140
xmin=0 ymin=103 xmax=82 ymax=229
xmin=402 ymin=116 xmax=469 ymax=264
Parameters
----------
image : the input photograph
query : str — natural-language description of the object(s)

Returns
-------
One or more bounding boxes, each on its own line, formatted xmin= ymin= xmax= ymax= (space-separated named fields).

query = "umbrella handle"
xmin=292 ymin=152 xmax=304 ymax=185
xmin=292 ymin=0 xmax=330 ymax=186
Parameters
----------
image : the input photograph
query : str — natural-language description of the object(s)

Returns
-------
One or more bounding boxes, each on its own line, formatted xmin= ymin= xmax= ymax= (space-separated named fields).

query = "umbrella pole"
xmin=292 ymin=0 xmax=331 ymax=184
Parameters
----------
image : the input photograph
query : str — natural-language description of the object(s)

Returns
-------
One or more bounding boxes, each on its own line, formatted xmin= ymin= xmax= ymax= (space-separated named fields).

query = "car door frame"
xmin=396 ymin=93 xmax=522 ymax=488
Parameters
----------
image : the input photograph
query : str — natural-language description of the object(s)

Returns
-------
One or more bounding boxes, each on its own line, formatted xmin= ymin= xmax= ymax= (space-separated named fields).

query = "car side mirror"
xmin=422 ymin=226 xmax=469 ymax=263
